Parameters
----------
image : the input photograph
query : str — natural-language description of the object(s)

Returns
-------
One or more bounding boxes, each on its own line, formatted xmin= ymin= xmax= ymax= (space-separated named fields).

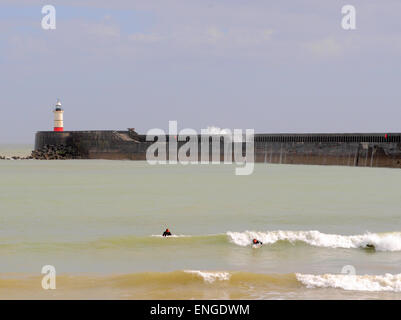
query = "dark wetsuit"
xmin=163 ymin=231 xmax=172 ymax=237
xmin=253 ymin=240 xmax=263 ymax=245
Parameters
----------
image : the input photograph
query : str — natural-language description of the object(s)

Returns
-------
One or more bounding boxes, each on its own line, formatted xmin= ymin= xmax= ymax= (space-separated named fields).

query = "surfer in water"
xmin=163 ymin=228 xmax=172 ymax=237
xmin=252 ymin=238 xmax=263 ymax=246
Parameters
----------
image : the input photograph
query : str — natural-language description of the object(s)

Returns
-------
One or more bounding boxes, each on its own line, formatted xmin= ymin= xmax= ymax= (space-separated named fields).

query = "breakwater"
xmin=31 ymin=144 xmax=80 ymax=160
xmin=33 ymin=131 xmax=401 ymax=168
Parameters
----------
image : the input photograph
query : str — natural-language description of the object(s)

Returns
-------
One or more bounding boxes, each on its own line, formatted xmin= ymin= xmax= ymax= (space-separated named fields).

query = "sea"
xmin=0 ymin=144 xmax=401 ymax=299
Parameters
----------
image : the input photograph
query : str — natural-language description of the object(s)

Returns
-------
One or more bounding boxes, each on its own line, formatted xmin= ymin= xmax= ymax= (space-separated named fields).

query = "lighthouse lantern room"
xmin=53 ymin=99 xmax=64 ymax=132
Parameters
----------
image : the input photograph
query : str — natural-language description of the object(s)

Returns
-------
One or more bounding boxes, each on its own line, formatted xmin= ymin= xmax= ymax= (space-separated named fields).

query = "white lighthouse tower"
xmin=53 ymin=99 xmax=64 ymax=132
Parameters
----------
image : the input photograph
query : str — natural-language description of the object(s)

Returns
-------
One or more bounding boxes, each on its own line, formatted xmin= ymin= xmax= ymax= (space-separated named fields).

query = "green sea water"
xmin=1 ymin=145 xmax=401 ymax=299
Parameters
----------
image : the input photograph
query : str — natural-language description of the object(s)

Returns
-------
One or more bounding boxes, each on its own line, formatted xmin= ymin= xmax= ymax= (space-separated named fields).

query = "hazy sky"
xmin=1 ymin=0 xmax=401 ymax=143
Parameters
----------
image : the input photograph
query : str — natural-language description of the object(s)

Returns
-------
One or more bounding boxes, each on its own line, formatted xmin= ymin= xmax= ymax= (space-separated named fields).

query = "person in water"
xmin=252 ymin=238 xmax=263 ymax=245
xmin=163 ymin=228 xmax=172 ymax=237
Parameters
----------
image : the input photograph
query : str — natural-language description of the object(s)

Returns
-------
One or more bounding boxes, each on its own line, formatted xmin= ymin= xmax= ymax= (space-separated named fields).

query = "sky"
xmin=0 ymin=0 xmax=401 ymax=143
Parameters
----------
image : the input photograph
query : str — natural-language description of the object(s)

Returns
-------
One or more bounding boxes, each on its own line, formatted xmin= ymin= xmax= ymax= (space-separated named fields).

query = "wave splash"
xmin=227 ymin=230 xmax=401 ymax=251
xmin=296 ymin=273 xmax=401 ymax=292
xmin=184 ymin=270 xmax=401 ymax=292
xmin=184 ymin=270 xmax=231 ymax=283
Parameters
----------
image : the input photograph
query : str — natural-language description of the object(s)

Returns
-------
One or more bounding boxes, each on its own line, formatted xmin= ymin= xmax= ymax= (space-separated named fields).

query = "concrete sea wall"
xmin=34 ymin=131 xmax=401 ymax=168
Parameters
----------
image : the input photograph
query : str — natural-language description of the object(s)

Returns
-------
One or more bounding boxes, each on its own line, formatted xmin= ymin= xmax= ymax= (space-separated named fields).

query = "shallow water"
xmin=0 ymin=145 xmax=401 ymax=299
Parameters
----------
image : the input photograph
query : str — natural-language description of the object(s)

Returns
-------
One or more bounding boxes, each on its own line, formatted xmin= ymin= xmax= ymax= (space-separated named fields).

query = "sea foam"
xmin=296 ymin=273 xmax=401 ymax=292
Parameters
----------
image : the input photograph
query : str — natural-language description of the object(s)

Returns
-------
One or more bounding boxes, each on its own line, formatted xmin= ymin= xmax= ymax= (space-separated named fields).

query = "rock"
xmin=30 ymin=144 xmax=79 ymax=160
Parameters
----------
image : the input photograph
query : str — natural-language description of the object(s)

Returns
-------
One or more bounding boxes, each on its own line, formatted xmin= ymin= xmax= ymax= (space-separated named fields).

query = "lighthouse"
xmin=53 ymin=99 xmax=64 ymax=132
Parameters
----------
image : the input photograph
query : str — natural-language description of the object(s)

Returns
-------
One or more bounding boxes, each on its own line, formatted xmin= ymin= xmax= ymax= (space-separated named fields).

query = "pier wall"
xmin=34 ymin=131 xmax=401 ymax=168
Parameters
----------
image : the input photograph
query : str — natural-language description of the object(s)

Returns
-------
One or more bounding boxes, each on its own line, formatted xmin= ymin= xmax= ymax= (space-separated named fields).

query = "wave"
xmin=185 ymin=271 xmax=401 ymax=293
xmin=296 ymin=273 xmax=401 ymax=292
xmin=0 ymin=270 xmax=298 ymax=288
xmin=2 ymin=230 xmax=401 ymax=252
xmin=183 ymin=270 xmax=231 ymax=283
xmin=226 ymin=230 xmax=401 ymax=251
xmin=114 ymin=230 xmax=401 ymax=252
xmin=3 ymin=270 xmax=401 ymax=293
xmin=106 ymin=270 xmax=401 ymax=293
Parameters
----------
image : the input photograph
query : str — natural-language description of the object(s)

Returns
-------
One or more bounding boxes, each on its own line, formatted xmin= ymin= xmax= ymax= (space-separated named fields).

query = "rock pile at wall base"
xmin=1 ymin=145 xmax=80 ymax=160
xmin=30 ymin=144 xmax=81 ymax=160
xmin=0 ymin=155 xmax=33 ymax=160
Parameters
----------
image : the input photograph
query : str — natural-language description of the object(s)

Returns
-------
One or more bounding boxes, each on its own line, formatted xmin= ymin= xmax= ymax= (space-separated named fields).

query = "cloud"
xmin=227 ymin=28 xmax=274 ymax=46
xmin=303 ymin=37 xmax=343 ymax=58
xmin=206 ymin=26 xmax=224 ymax=43
xmin=83 ymin=22 xmax=120 ymax=38
xmin=128 ymin=32 xmax=162 ymax=43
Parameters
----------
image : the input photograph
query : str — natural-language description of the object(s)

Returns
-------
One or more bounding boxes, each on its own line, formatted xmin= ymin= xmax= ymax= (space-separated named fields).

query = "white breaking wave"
xmin=227 ymin=230 xmax=401 ymax=251
xmin=296 ymin=273 xmax=401 ymax=292
xmin=184 ymin=270 xmax=231 ymax=283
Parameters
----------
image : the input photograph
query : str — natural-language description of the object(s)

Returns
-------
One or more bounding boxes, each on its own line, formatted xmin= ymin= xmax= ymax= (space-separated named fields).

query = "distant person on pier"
xmin=163 ymin=228 xmax=172 ymax=237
